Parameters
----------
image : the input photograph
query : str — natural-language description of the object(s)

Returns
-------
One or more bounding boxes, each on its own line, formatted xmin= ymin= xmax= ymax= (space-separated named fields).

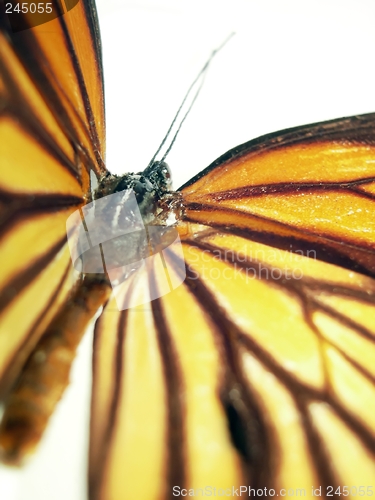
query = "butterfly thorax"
xmin=90 ymin=161 xmax=182 ymax=224
xmin=80 ymin=162 xmax=183 ymax=276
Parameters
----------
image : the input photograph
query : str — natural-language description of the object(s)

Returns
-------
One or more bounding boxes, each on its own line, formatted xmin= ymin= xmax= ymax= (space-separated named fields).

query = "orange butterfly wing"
xmin=89 ymin=115 xmax=375 ymax=500
xmin=182 ymin=114 xmax=375 ymax=278
xmin=0 ymin=0 xmax=104 ymax=401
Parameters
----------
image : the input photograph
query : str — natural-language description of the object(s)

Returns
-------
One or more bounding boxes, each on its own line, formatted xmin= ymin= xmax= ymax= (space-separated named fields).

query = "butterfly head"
xmin=90 ymin=161 xmax=180 ymax=226
xmin=78 ymin=161 xmax=181 ymax=279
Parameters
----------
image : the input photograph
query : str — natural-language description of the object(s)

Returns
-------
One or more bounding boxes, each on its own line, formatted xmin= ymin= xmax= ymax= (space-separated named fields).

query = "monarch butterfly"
xmin=0 ymin=1 xmax=375 ymax=500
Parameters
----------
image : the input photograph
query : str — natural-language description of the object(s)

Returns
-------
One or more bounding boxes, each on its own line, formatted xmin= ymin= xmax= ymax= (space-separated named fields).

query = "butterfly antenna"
xmin=145 ymin=33 xmax=235 ymax=172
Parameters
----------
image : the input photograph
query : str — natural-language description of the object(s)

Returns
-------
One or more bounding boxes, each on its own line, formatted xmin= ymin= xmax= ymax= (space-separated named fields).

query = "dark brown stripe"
xmin=0 ymin=190 xmax=83 ymax=208
xmin=293 ymin=396 xmax=341 ymax=493
xmin=183 ymin=204 xmax=375 ymax=277
xmin=89 ymin=307 xmax=127 ymax=500
xmin=181 ymin=238 xmax=302 ymax=292
xmin=237 ymin=307 xmax=375 ymax=456
xmin=149 ymin=270 xmax=186 ymax=494
xmin=58 ymin=1 xmax=105 ymax=171
xmin=310 ymin=299 xmax=375 ymax=342
xmin=182 ymin=237 xmax=375 ymax=382
xmin=300 ymin=278 xmax=375 ymax=302
xmin=0 ymin=259 xmax=72 ymax=399
xmin=350 ymin=185 xmax=375 ymax=200
xmin=82 ymin=0 xmax=105 ymax=94
xmin=181 ymin=238 xmax=375 ymax=301
xmin=328 ymin=344 xmax=375 ymax=384
xmin=200 ymin=176 xmax=375 ymax=201
xmin=0 ymin=193 xmax=83 ymax=247
xmin=184 ymin=201 xmax=375 ymax=251
xmin=0 ymin=10 xmax=100 ymax=176
xmin=162 ymin=247 xmax=274 ymax=485
xmin=176 ymin=241 xmax=375 ymax=484
xmin=239 ymin=321 xmax=375 ymax=454
xmin=285 ymin=273 xmax=339 ymax=492
xmin=5 ymin=102 xmax=83 ymax=183
xmin=302 ymin=299 xmax=375 ymax=390
xmin=182 ymin=264 xmax=273 ymax=488
xmin=0 ymin=58 xmax=84 ymax=182
xmin=0 ymin=235 xmax=67 ymax=313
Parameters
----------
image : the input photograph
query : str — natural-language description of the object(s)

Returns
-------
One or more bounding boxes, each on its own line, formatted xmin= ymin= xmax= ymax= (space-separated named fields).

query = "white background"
xmin=1 ymin=0 xmax=375 ymax=499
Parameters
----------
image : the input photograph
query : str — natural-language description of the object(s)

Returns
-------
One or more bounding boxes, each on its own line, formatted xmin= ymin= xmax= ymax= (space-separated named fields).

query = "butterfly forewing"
xmin=0 ymin=0 xmax=105 ymax=451
xmin=182 ymin=114 xmax=375 ymax=278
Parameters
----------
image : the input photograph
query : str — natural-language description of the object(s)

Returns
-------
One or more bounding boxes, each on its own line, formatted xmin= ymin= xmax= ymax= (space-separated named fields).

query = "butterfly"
xmin=0 ymin=1 xmax=374 ymax=499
